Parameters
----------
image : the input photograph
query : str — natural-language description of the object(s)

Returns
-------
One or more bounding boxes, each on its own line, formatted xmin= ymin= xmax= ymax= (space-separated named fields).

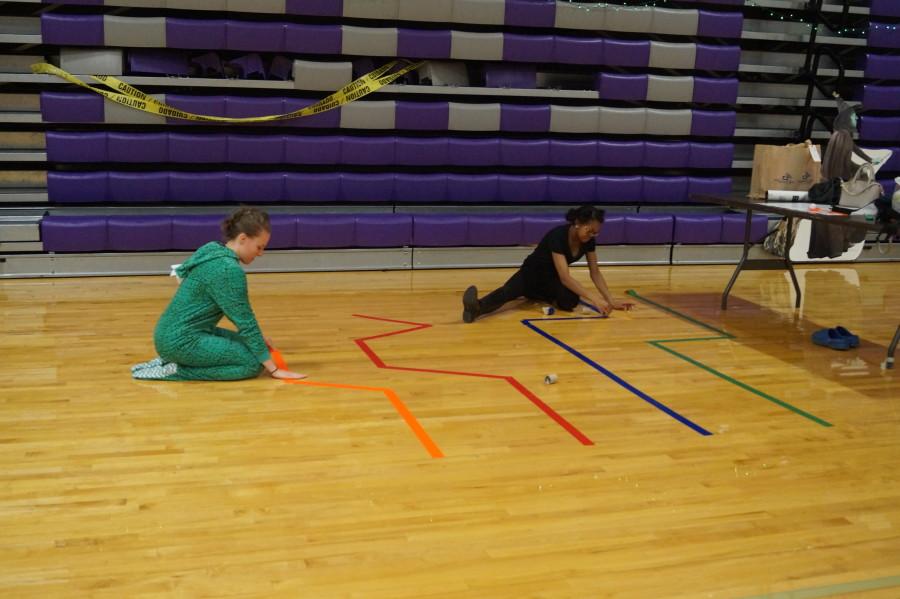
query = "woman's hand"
xmin=609 ymin=299 xmax=635 ymax=311
xmin=270 ymin=368 xmax=307 ymax=380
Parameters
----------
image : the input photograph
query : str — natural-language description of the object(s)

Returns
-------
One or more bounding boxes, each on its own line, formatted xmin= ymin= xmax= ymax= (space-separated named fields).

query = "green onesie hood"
xmin=175 ymin=242 xmax=236 ymax=279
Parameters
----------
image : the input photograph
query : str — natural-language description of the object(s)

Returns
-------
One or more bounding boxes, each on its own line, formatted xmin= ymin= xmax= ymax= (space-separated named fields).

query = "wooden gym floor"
xmin=1 ymin=262 xmax=899 ymax=598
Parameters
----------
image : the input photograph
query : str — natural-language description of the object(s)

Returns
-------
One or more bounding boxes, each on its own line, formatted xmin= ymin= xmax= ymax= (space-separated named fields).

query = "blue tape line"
xmin=521 ymin=318 xmax=713 ymax=436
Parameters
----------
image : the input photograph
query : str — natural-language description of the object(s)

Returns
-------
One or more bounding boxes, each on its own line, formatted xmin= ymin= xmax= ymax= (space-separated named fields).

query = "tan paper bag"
xmin=749 ymin=141 xmax=822 ymax=199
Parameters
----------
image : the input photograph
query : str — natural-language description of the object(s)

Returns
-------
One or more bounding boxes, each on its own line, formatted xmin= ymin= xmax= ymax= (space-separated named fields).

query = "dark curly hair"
xmin=565 ymin=205 xmax=606 ymax=225
xmin=221 ymin=206 xmax=271 ymax=241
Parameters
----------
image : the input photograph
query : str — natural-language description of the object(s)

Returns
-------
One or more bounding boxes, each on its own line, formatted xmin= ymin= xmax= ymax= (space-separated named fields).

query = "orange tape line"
xmin=283 ymin=379 xmax=443 ymax=459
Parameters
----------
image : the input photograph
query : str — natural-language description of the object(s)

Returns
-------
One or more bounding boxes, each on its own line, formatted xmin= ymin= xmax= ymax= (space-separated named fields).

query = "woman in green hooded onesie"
xmin=132 ymin=207 xmax=306 ymax=381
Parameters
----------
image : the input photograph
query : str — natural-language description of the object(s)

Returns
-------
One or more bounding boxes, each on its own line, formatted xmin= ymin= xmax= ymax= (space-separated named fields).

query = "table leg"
xmin=886 ymin=325 xmax=900 ymax=370
xmin=784 ymin=217 xmax=802 ymax=308
xmin=721 ymin=209 xmax=753 ymax=310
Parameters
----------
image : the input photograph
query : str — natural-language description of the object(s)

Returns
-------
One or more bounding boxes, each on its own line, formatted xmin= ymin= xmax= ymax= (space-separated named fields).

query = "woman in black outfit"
xmin=462 ymin=205 xmax=633 ymax=323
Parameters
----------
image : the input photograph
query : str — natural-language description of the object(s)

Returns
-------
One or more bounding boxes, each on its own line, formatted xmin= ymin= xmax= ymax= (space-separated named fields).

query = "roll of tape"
xmin=544 ymin=374 xmax=558 ymax=384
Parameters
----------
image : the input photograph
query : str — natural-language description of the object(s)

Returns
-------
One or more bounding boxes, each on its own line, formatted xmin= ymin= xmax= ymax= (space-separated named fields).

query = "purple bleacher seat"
xmin=505 ymin=0 xmax=556 ymax=27
xmin=393 ymin=174 xmax=447 ymax=203
xmin=693 ymin=77 xmax=739 ymax=104
xmin=46 ymin=132 xmax=106 ymax=162
xmin=395 ymin=101 xmax=449 ymax=130
xmin=862 ymin=85 xmax=900 ymax=110
xmin=468 ymin=215 xmax=522 ymax=246
xmin=869 ymin=23 xmax=900 ymax=49
xmin=484 ymin=64 xmax=537 ymax=88
xmin=286 ymin=0 xmax=343 ymax=17
xmin=41 ymin=92 xmax=104 ymax=123
xmin=280 ymin=98 xmax=341 ymax=128
xmin=128 ymin=50 xmax=191 ymax=76
xmin=340 ymin=137 xmax=396 ymax=165
xmin=41 ymin=14 xmax=103 ymax=45
xmin=355 ymin=214 xmax=413 ymax=247
xmin=165 ymin=95 xmax=227 ymax=123
xmin=285 ymin=23 xmax=342 ymax=54
xmin=413 ymin=214 xmax=468 ymax=247
xmin=603 ymin=40 xmax=651 ymax=67
xmin=47 ymin=172 xmax=106 ymax=204
xmin=864 ymin=54 xmax=900 ymax=80
xmin=226 ymin=54 xmax=267 ymax=79
xmin=41 ymin=216 xmax=107 ymax=252
xmin=550 ymin=140 xmax=599 ymax=167
xmin=597 ymin=74 xmax=648 ymax=101
xmin=297 ymin=214 xmax=354 ymax=248
xmin=108 ymin=216 xmax=173 ymax=251
xmin=597 ymin=141 xmax=644 ymax=168
xmin=108 ymin=132 xmax=167 ymax=163
xmin=108 ymin=172 xmax=168 ymax=204
xmin=171 ymin=215 xmax=223 ymax=250
xmin=191 ymin=52 xmax=224 ymax=77
xmin=691 ymin=110 xmax=737 ymax=136
xmin=689 ymin=142 xmax=734 ymax=168
xmin=674 ymin=215 xmax=722 ymax=244
xmin=267 ymin=214 xmax=298 ymax=249
xmin=448 ymin=138 xmax=500 ymax=166
xmin=500 ymin=139 xmax=550 ymax=166
xmin=596 ymin=176 xmax=642 ymax=203
xmin=870 ymin=0 xmax=900 ymax=17
xmin=398 ymin=29 xmax=452 ymax=59
xmin=167 ymin=18 xmax=227 ymax=50
xmin=596 ymin=214 xmax=625 ymax=245
xmin=169 ymin=133 xmax=227 ymax=163
xmin=502 ymin=34 xmax=553 ymax=63
xmin=688 ymin=176 xmax=733 ymax=199
xmin=268 ymin=55 xmax=293 ymax=81
xmin=881 ymin=178 xmax=897 ymax=199
xmin=500 ymin=104 xmax=551 ymax=132
xmin=643 ymin=176 xmax=689 ymax=203
xmin=522 ymin=215 xmax=565 ymax=245
xmin=227 ymin=173 xmax=285 ymax=203
xmin=227 ymin=21 xmax=285 ymax=52
xmin=284 ymin=173 xmax=341 ymax=202
xmin=721 ymin=214 xmax=768 ymax=244
xmin=697 ymin=11 xmax=743 ymax=38
xmin=169 ymin=172 xmax=227 ymax=203
xmin=499 ymin=174 xmax=548 ymax=203
xmin=644 ymin=142 xmax=689 ymax=168
xmin=284 ymin=135 xmax=341 ymax=164
xmin=226 ymin=97 xmax=283 ymax=119
xmin=340 ymin=173 xmax=394 ymax=203
xmin=695 ymin=44 xmax=741 ymax=71
xmin=860 ymin=116 xmax=900 ymax=141
xmin=870 ymin=146 xmax=900 ymax=171
xmin=228 ymin=134 xmax=284 ymax=163
xmin=395 ymin=137 xmax=448 ymax=165
xmin=548 ymin=175 xmax=596 ymax=204
xmin=625 ymin=215 xmax=674 ymax=244
xmin=553 ymin=36 xmax=604 ymax=65
xmin=446 ymin=174 xmax=499 ymax=203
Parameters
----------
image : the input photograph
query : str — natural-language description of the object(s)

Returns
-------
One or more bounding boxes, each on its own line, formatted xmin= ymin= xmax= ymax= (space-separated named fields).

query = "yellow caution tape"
xmin=32 ymin=59 xmax=423 ymax=123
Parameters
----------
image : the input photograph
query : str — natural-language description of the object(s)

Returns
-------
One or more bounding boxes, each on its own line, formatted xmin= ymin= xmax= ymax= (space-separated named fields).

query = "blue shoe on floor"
xmin=812 ymin=328 xmax=851 ymax=351
xmin=834 ymin=326 xmax=860 ymax=348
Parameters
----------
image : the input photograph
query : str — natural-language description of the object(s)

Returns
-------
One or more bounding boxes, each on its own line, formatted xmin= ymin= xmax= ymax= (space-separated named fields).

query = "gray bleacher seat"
xmin=550 ymin=106 xmax=600 ymax=133
xmin=340 ymin=101 xmax=396 ymax=129
xmin=341 ymin=26 xmax=398 ymax=56
xmin=105 ymin=16 xmax=166 ymax=47
xmin=649 ymin=42 xmax=697 ymax=70
xmin=292 ymin=60 xmax=353 ymax=91
xmin=448 ymin=102 xmax=501 ymax=131
xmin=452 ymin=0 xmax=506 ymax=25
xmin=598 ymin=108 xmax=646 ymax=135
xmin=397 ymin=0 xmax=452 ymax=22
xmin=650 ymin=8 xmax=699 ymax=36
xmin=450 ymin=31 xmax=504 ymax=60
xmin=343 ymin=0 xmax=399 ymax=20
xmin=647 ymin=76 xmax=695 ymax=103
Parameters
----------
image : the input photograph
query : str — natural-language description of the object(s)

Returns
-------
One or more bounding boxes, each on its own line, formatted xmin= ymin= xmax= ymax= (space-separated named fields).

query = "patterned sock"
xmin=131 ymin=356 xmax=165 ymax=373
xmin=132 ymin=362 xmax=178 ymax=380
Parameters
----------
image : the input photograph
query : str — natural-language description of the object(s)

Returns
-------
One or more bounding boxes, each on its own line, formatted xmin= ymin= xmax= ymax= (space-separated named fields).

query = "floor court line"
xmin=351 ymin=313 xmax=594 ymax=446
xmin=742 ymin=573 xmax=900 ymax=599
xmin=521 ymin=317 xmax=713 ymax=436
xmin=627 ymin=289 xmax=832 ymax=427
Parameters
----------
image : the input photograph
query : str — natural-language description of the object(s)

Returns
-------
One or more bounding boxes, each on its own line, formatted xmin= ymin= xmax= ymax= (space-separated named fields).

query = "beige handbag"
xmin=835 ymin=163 xmax=883 ymax=213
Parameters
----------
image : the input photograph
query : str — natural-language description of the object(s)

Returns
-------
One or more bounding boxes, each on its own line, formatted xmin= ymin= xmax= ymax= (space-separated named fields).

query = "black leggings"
xmin=478 ymin=269 xmax=579 ymax=316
